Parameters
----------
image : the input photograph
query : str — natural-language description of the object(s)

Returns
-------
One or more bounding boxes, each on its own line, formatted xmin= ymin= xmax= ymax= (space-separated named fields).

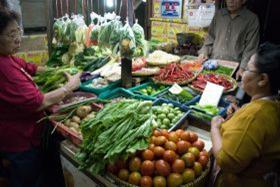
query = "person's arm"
xmin=211 ymin=116 xmax=224 ymax=158
xmin=37 ymin=72 xmax=81 ymax=111
xmin=236 ymin=16 xmax=260 ymax=79
xmin=198 ymin=13 xmax=217 ymax=59
xmin=214 ymin=114 xmax=267 ymax=173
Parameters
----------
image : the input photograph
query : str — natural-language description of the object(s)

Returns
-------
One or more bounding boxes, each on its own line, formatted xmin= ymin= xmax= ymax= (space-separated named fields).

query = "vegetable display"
xmin=190 ymin=104 xmax=219 ymax=116
xmin=153 ymin=63 xmax=196 ymax=85
xmin=190 ymin=73 xmax=237 ymax=92
xmin=62 ymin=105 xmax=96 ymax=135
xmin=34 ymin=67 xmax=79 ymax=93
xmin=202 ymin=65 xmax=234 ymax=76
xmin=146 ymin=50 xmax=180 ymax=66
xmin=76 ymin=100 xmax=154 ymax=174
xmin=107 ymin=129 xmax=209 ymax=187
xmin=137 ymin=85 xmax=167 ymax=96
xmin=161 ymin=89 xmax=194 ymax=104
xmin=152 ymin=103 xmax=184 ymax=129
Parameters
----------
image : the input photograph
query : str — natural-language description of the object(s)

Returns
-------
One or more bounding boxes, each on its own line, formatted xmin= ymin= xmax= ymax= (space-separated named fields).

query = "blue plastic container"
xmin=157 ymin=87 xmax=200 ymax=107
xmin=153 ymin=98 xmax=191 ymax=131
xmin=188 ymin=96 xmax=231 ymax=122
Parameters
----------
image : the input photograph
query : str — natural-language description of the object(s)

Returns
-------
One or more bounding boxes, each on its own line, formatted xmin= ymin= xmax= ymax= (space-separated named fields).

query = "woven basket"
xmin=190 ymin=73 xmax=237 ymax=93
xmin=152 ymin=69 xmax=201 ymax=86
xmin=106 ymin=160 xmax=211 ymax=187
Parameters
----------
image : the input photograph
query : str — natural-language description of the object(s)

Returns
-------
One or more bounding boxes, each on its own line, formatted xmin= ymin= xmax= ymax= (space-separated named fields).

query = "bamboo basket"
xmin=106 ymin=160 xmax=211 ymax=187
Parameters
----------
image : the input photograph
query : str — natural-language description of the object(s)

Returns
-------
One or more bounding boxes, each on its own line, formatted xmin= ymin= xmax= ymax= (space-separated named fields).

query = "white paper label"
xmin=199 ymin=82 xmax=224 ymax=107
xmin=169 ymin=83 xmax=183 ymax=94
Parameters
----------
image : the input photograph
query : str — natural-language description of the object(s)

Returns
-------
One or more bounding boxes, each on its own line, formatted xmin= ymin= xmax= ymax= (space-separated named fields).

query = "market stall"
xmin=38 ymin=1 xmax=243 ymax=186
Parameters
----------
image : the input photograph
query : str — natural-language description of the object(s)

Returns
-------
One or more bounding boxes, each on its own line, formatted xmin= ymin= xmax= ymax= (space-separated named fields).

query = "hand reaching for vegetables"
xmin=64 ymin=72 xmax=82 ymax=91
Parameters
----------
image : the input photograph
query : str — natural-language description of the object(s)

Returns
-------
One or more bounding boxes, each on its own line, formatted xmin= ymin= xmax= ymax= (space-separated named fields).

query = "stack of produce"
xmin=151 ymin=103 xmax=184 ymax=129
xmin=146 ymin=50 xmax=180 ymax=66
xmin=190 ymin=73 xmax=236 ymax=92
xmin=161 ymin=89 xmax=194 ymax=104
xmin=63 ymin=105 xmax=96 ymax=135
xmin=107 ymin=129 xmax=209 ymax=187
xmin=132 ymin=58 xmax=160 ymax=76
xmin=137 ymin=85 xmax=167 ymax=96
xmin=76 ymin=100 xmax=155 ymax=174
xmin=153 ymin=63 xmax=196 ymax=85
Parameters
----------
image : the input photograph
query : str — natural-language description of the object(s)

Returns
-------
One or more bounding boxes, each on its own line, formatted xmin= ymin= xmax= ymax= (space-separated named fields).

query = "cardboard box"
xmin=167 ymin=22 xmax=188 ymax=43
xmin=15 ymin=50 xmax=49 ymax=65
xmin=151 ymin=20 xmax=168 ymax=41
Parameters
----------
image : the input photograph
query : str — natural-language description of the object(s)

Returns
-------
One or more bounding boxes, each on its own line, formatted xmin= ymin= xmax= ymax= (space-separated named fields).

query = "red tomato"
xmin=164 ymin=141 xmax=177 ymax=151
xmin=177 ymin=140 xmax=191 ymax=155
xmin=192 ymin=140 xmax=205 ymax=151
xmin=153 ymin=146 xmax=165 ymax=158
xmin=142 ymin=149 xmax=155 ymax=161
xmin=141 ymin=160 xmax=155 ymax=176
xmin=154 ymin=136 xmax=167 ymax=146
xmin=129 ymin=157 xmax=142 ymax=172
xmin=163 ymin=150 xmax=177 ymax=164
xmin=198 ymin=155 xmax=209 ymax=168
xmin=168 ymin=132 xmax=179 ymax=143
xmin=180 ymin=131 xmax=191 ymax=141
xmin=140 ymin=176 xmax=153 ymax=187
xmin=172 ymin=159 xmax=185 ymax=173
xmin=155 ymin=160 xmax=171 ymax=177
xmin=175 ymin=129 xmax=184 ymax=137
xmin=189 ymin=132 xmax=198 ymax=143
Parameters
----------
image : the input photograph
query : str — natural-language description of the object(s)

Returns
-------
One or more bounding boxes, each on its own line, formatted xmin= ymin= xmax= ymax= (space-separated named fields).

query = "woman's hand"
xmin=211 ymin=116 xmax=225 ymax=130
xmin=226 ymin=103 xmax=239 ymax=119
xmin=64 ymin=72 xmax=82 ymax=91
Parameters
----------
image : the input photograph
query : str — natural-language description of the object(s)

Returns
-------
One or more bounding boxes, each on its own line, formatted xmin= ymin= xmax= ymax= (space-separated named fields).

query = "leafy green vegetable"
xmin=202 ymin=65 xmax=234 ymax=76
xmin=83 ymin=56 xmax=111 ymax=72
xmin=162 ymin=89 xmax=194 ymax=104
xmin=34 ymin=66 xmax=79 ymax=93
xmin=46 ymin=45 xmax=69 ymax=67
xmin=76 ymin=100 xmax=154 ymax=175
xmin=191 ymin=104 xmax=219 ymax=116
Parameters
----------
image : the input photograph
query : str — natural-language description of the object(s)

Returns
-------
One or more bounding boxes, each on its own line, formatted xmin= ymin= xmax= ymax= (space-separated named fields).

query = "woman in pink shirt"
xmin=0 ymin=10 xmax=81 ymax=187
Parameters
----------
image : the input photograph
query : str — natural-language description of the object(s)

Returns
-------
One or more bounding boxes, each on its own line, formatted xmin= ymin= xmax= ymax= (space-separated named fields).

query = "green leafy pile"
xmin=34 ymin=66 xmax=79 ymax=93
xmin=76 ymin=100 xmax=154 ymax=175
xmin=162 ymin=89 xmax=194 ymax=104
xmin=74 ymin=46 xmax=112 ymax=69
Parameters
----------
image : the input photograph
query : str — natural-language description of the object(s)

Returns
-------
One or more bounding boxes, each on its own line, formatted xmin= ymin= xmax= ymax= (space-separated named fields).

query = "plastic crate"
xmin=188 ymin=96 xmax=231 ymax=122
xmin=49 ymin=91 xmax=97 ymax=113
xmin=99 ymin=88 xmax=155 ymax=101
xmin=156 ymin=86 xmax=200 ymax=107
xmin=51 ymin=102 xmax=103 ymax=146
xmin=128 ymin=82 xmax=170 ymax=100
xmin=153 ymin=98 xmax=191 ymax=131
xmin=79 ymin=77 xmax=121 ymax=95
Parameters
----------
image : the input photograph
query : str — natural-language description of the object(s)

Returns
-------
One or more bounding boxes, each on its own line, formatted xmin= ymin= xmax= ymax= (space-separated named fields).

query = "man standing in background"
xmin=198 ymin=0 xmax=260 ymax=79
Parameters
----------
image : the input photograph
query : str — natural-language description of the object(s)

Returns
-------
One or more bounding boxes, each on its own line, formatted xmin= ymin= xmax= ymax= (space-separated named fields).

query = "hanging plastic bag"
xmin=120 ymin=19 xmax=136 ymax=58
xmin=187 ymin=3 xmax=215 ymax=28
